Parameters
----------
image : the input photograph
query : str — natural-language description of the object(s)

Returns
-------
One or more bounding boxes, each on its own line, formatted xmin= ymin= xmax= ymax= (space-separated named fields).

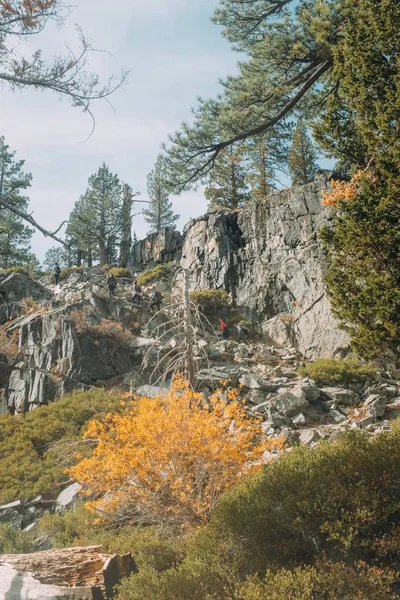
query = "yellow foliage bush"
xmin=69 ymin=377 xmax=267 ymax=527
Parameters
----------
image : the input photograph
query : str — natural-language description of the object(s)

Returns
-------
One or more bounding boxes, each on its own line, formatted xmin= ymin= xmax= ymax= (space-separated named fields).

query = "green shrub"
xmin=59 ymin=266 xmax=84 ymax=280
xmin=0 ymin=523 xmax=37 ymax=554
xmin=118 ymin=427 xmax=400 ymax=599
xmin=107 ymin=267 xmax=133 ymax=278
xmin=298 ymin=358 xmax=377 ymax=385
xmin=236 ymin=562 xmax=396 ymax=600
xmin=39 ymin=507 xmax=183 ymax=573
xmin=0 ymin=389 xmax=123 ymax=504
xmin=0 ymin=266 xmax=31 ymax=277
xmin=137 ymin=262 xmax=174 ymax=286
xmin=190 ymin=290 xmax=230 ymax=314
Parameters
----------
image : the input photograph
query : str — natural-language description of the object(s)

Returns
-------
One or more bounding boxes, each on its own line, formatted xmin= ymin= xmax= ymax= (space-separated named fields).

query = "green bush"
xmin=137 ymin=262 xmax=174 ymax=286
xmin=0 ymin=266 xmax=31 ymax=277
xmin=0 ymin=389 xmax=123 ymax=504
xmin=107 ymin=267 xmax=133 ymax=278
xmin=59 ymin=266 xmax=84 ymax=280
xmin=0 ymin=523 xmax=37 ymax=554
xmin=190 ymin=290 xmax=230 ymax=314
xmin=39 ymin=507 xmax=183 ymax=573
xmin=117 ymin=427 xmax=400 ymax=599
xmin=298 ymin=358 xmax=377 ymax=385
xmin=235 ymin=562 xmax=396 ymax=600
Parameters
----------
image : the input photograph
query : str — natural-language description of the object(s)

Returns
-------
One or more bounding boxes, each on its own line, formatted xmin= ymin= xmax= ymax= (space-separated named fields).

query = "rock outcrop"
xmin=0 ymin=546 xmax=136 ymax=600
xmin=129 ymin=228 xmax=183 ymax=271
xmin=180 ymin=176 xmax=349 ymax=357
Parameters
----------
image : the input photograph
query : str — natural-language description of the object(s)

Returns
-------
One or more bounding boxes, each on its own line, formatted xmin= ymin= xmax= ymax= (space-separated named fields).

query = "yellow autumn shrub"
xmin=69 ymin=377 xmax=267 ymax=527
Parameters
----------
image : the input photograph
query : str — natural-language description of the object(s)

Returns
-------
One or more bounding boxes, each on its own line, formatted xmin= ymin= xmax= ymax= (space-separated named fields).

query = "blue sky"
xmin=0 ymin=0 xmax=239 ymax=261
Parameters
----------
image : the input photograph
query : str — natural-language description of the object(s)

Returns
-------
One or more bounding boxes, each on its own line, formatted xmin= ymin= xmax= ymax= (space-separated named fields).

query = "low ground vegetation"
xmin=190 ymin=289 xmax=230 ymax=315
xmin=106 ymin=267 xmax=133 ymax=278
xmin=8 ymin=421 xmax=398 ymax=600
xmin=0 ymin=390 xmax=124 ymax=504
xmin=0 ymin=266 xmax=31 ymax=277
xmin=0 ymin=326 xmax=19 ymax=362
xmin=114 ymin=425 xmax=400 ymax=599
xmin=70 ymin=308 xmax=133 ymax=345
xmin=298 ymin=357 xmax=377 ymax=385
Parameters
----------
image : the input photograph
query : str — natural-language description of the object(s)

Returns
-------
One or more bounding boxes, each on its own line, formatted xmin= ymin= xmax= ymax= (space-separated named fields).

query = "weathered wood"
xmin=0 ymin=545 xmax=136 ymax=600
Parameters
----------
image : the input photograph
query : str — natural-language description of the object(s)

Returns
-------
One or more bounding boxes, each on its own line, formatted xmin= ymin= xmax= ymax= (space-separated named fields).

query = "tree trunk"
xmin=119 ymin=185 xmax=133 ymax=268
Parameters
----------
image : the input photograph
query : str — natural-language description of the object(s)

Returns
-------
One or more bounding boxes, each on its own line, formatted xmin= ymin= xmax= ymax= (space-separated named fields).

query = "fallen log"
xmin=0 ymin=545 xmax=136 ymax=600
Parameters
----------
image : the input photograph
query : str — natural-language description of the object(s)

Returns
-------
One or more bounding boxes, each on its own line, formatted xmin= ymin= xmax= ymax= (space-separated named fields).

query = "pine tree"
xmin=42 ymin=247 xmax=70 ymax=272
xmin=204 ymin=146 xmax=250 ymax=210
xmin=245 ymin=125 xmax=292 ymax=200
xmin=66 ymin=164 xmax=122 ymax=266
xmin=0 ymin=137 xmax=33 ymax=268
xmin=320 ymin=175 xmax=400 ymax=359
xmin=143 ymin=156 xmax=179 ymax=234
xmin=288 ymin=121 xmax=318 ymax=187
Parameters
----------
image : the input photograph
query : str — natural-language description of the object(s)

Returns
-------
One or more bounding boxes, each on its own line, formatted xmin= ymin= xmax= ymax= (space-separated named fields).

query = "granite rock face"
xmin=180 ymin=176 xmax=349 ymax=357
xmin=129 ymin=227 xmax=183 ymax=271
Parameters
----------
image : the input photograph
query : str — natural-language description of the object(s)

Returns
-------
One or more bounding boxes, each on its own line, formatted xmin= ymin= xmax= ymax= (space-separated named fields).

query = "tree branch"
xmin=0 ymin=194 xmax=67 ymax=245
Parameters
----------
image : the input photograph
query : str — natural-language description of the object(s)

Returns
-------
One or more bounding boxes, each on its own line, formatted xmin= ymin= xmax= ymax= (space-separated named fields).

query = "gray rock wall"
xmin=129 ymin=228 xmax=183 ymax=271
xmin=180 ymin=176 xmax=349 ymax=357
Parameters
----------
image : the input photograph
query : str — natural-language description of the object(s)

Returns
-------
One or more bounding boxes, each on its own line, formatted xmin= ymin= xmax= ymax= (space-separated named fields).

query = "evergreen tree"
xmin=245 ymin=125 xmax=292 ymax=200
xmin=66 ymin=164 xmax=122 ymax=266
xmin=288 ymin=121 xmax=318 ymax=186
xmin=317 ymin=0 xmax=400 ymax=358
xmin=205 ymin=146 xmax=250 ymax=210
xmin=143 ymin=156 xmax=179 ymax=233
xmin=314 ymin=0 xmax=400 ymax=181
xmin=162 ymin=0 xmax=343 ymax=190
xmin=42 ymin=247 xmax=70 ymax=272
xmin=320 ymin=176 xmax=400 ymax=359
xmin=0 ymin=137 xmax=33 ymax=268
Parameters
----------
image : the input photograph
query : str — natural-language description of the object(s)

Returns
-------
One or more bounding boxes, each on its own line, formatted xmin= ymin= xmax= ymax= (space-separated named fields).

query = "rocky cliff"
xmin=180 ymin=175 xmax=349 ymax=357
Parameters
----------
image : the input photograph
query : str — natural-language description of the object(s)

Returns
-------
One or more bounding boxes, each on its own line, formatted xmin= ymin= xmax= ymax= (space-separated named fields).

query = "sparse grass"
xmin=298 ymin=358 xmax=377 ymax=385
xmin=137 ymin=262 xmax=174 ymax=286
xmin=0 ymin=326 xmax=19 ymax=361
xmin=280 ymin=313 xmax=295 ymax=324
xmin=107 ymin=267 xmax=133 ymax=278
xmin=70 ymin=307 xmax=132 ymax=345
xmin=0 ymin=266 xmax=31 ymax=277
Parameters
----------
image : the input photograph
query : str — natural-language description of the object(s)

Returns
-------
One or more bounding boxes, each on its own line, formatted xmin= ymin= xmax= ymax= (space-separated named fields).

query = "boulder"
xmin=0 ymin=545 xmax=136 ymax=600
xmin=299 ymin=429 xmax=320 ymax=446
xmin=300 ymin=382 xmax=321 ymax=402
xmin=56 ymin=483 xmax=82 ymax=512
xmin=0 ymin=272 xmax=51 ymax=304
xmin=292 ymin=413 xmax=306 ymax=426
xmin=239 ymin=373 xmax=277 ymax=392
xmin=363 ymin=394 xmax=387 ymax=418
xmin=320 ymin=387 xmax=360 ymax=406
xmin=273 ymin=387 xmax=308 ymax=416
